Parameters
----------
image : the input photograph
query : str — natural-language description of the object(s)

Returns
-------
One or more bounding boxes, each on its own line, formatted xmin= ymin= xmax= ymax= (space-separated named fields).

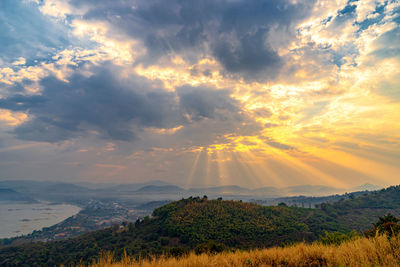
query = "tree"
xmin=364 ymin=214 xmax=400 ymax=237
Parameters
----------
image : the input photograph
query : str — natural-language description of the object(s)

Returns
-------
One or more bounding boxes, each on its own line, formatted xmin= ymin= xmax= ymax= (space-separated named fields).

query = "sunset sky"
xmin=0 ymin=0 xmax=399 ymax=188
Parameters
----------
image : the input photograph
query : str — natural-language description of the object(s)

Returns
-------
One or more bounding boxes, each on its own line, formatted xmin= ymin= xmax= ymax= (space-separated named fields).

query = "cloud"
xmin=177 ymin=85 xmax=237 ymax=121
xmin=0 ymin=0 xmax=69 ymax=65
xmin=0 ymin=64 xmax=252 ymax=143
xmin=67 ymin=0 xmax=316 ymax=81
xmin=266 ymin=140 xmax=293 ymax=150
xmin=369 ymin=27 xmax=400 ymax=60
xmin=253 ymin=108 xmax=273 ymax=118
xmin=1 ymin=0 xmax=399 ymax=186
xmin=356 ymin=1 xmax=388 ymax=32
xmin=212 ymin=29 xmax=282 ymax=80
xmin=0 ymin=65 xmax=182 ymax=142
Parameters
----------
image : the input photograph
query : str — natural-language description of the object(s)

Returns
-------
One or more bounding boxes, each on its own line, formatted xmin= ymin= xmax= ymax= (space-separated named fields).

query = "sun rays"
xmin=0 ymin=0 xmax=399 ymax=187
xmin=182 ymin=126 xmax=400 ymax=189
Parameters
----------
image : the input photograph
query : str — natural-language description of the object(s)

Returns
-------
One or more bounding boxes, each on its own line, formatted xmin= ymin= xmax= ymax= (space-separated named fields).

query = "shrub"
xmin=319 ymin=230 xmax=359 ymax=245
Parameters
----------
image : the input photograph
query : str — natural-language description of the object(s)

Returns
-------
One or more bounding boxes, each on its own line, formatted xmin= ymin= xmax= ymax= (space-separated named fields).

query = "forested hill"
xmin=0 ymin=197 xmax=343 ymax=266
xmin=150 ymin=197 xmax=343 ymax=247
xmin=315 ymin=185 xmax=400 ymax=231
xmin=1 ymin=185 xmax=400 ymax=266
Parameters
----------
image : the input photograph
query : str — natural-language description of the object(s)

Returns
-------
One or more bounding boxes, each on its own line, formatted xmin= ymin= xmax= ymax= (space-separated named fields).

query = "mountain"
xmin=252 ymin=186 xmax=281 ymax=196
xmin=189 ymin=184 xmax=355 ymax=197
xmin=351 ymin=183 xmax=382 ymax=192
xmin=99 ymin=180 xmax=173 ymax=192
xmin=41 ymin=183 xmax=92 ymax=193
xmin=0 ymin=179 xmax=381 ymax=199
xmin=0 ymin=180 xmax=96 ymax=205
xmin=0 ymin=188 xmax=37 ymax=203
xmin=0 ymin=180 xmax=51 ymax=193
xmin=312 ymin=186 xmax=400 ymax=231
xmin=135 ymin=185 xmax=185 ymax=193
xmin=188 ymin=185 xmax=251 ymax=194
xmin=0 ymin=180 xmax=91 ymax=194
xmin=284 ymin=185 xmax=346 ymax=196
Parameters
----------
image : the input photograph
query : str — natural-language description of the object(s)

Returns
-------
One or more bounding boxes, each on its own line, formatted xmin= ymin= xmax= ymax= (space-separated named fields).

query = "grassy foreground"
xmin=86 ymin=234 xmax=400 ymax=267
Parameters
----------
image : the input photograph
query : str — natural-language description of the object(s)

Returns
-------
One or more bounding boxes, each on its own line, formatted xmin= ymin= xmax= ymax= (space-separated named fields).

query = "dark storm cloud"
xmin=0 ymin=0 xmax=69 ymax=64
xmin=69 ymin=0 xmax=316 ymax=80
xmin=213 ymin=29 xmax=282 ymax=79
xmin=177 ymin=85 xmax=237 ymax=121
xmin=0 ymin=66 xmax=247 ymax=143
xmin=0 ymin=66 xmax=182 ymax=142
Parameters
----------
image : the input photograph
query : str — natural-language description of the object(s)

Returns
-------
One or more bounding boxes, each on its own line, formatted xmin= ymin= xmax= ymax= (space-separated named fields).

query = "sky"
xmin=0 ymin=0 xmax=399 ymax=189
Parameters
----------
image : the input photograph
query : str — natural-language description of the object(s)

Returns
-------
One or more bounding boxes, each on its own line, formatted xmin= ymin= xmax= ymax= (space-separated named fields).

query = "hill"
xmin=189 ymin=185 xmax=251 ymax=195
xmin=0 ymin=180 xmax=91 ymax=194
xmin=0 ymin=197 xmax=343 ymax=266
xmin=314 ymin=186 xmax=400 ymax=231
xmin=351 ymin=183 xmax=382 ymax=192
xmin=135 ymin=185 xmax=184 ymax=193
xmin=1 ymin=185 xmax=399 ymax=266
xmin=99 ymin=180 xmax=173 ymax=192
xmin=0 ymin=180 xmax=93 ymax=205
xmin=0 ymin=188 xmax=37 ymax=203
xmin=1 ymin=179 xmax=380 ymax=199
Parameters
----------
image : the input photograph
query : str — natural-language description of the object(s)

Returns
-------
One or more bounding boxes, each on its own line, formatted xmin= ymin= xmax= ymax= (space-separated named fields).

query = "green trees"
xmin=364 ymin=214 xmax=400 ymax=237
xmin=2 ymin=187 xmax=400 ymax=267
xmin=154 ymin=198 xmax=322 ymax=248
xmin=0 ymin=197 xmax=339 ymax=266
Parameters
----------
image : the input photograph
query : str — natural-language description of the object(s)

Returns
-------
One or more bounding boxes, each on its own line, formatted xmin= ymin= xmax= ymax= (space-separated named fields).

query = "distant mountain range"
xmin=0 ymin=180 xmax=91 ymax=194
xmin=95 ymin=180 xmax=172 ymax=192
xmin=0 ymin=179 xmax=383 ymax=201
xmin=351 ymin=183 xmax=382 ymax=192
xmin=189 ymin=185 xmax=251 ymax=194
xmin=138 ymin=183 xmax=382 ymax=197
xmin=0 ymin=188 xmax=37 ymax=203
xmin=135 ymin=185 xmax=184 ymax=193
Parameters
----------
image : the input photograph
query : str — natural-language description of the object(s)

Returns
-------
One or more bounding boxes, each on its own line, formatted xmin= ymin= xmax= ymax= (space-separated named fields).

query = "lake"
xmin=0 ymin=202 xmax=81 ymax=238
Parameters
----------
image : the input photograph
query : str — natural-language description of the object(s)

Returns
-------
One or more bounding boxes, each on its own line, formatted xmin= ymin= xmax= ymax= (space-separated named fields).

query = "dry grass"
xmin=87 ymin=234 xmax=400 ymax=267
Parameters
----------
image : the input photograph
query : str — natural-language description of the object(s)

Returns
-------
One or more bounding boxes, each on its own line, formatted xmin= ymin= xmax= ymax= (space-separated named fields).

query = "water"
xmin=0 ymin=202 xmax=81 ymax=238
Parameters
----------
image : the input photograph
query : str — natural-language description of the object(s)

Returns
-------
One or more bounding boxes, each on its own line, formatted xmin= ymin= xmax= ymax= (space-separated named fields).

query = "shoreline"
xmin=0 ymin=201 xmax=81 ymax=239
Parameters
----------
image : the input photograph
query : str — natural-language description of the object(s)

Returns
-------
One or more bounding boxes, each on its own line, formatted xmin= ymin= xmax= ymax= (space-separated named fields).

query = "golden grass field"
xmin=85 ymin=234 xmax=400 ymax=267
